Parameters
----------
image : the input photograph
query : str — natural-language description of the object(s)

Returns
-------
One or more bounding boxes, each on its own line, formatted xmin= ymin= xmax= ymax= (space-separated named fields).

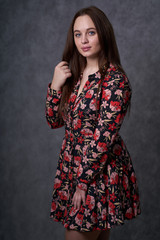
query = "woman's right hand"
xmin=51 ymin=61 xmax=72 ymax=91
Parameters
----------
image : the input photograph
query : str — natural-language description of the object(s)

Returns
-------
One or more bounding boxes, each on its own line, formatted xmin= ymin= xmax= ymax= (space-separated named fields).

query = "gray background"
xmin=0 ymin=0 xmax=160 ymax=239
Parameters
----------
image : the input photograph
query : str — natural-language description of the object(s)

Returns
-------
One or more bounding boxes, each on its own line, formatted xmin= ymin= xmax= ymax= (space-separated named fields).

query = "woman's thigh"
xmin=65 ymin=228 xmax=102 ymax=240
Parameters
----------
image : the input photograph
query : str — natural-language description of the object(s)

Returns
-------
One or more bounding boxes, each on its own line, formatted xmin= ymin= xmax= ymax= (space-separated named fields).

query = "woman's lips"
xmin=81 ymin=47 xmax=91 ymax=52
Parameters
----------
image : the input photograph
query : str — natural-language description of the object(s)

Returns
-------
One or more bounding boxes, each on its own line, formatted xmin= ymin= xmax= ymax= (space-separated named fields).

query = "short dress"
xmin=45 ymin=62 xmax=141 ymax=232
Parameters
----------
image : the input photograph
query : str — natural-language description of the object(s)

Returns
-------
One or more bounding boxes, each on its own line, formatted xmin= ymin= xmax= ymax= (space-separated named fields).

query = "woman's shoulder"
xmin=102 ymin=62 xmax=132 ymax=92
xmin=104 ymin=63 xmax=126 ymax=78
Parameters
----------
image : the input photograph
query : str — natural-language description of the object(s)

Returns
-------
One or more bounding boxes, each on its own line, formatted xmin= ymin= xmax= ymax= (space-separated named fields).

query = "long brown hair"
xmin=58 ymin=6 xmax=131 ymax=118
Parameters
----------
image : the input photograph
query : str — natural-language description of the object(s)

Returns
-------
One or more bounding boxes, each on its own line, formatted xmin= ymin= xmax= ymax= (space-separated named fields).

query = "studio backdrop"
xmin=0 ymin=0 xmax=160 ymax=240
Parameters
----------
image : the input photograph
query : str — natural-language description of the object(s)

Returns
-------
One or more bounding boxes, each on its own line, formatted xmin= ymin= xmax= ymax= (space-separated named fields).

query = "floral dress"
xmin=45 ymin=62 xmax=141 ymax=232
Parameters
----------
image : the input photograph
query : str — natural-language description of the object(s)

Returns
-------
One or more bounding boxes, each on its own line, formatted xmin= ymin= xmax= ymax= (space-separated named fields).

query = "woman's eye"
xmin=75 ymin=33 xmax=81 ymax=37
xmin=88 ymin=31 xmax=95 ymax=36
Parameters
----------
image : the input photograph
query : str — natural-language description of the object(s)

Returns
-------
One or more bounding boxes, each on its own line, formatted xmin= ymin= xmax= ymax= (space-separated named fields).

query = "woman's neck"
xmin=84 ymin=57 xmax=99 ymax=74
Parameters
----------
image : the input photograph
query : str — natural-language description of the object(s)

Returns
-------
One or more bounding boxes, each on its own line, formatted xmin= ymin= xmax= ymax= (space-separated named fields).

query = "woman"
xmin=45 ymin=6 xmax=141 ymax=240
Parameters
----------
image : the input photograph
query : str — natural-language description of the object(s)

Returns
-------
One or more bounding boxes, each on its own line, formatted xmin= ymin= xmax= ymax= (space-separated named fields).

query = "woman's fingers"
xmin=72 ymin=189 xmax=86 ymax=210
xmin=82 ymin=192 xmax=86 ymax=206
xmin=61 ymin=65 xmax=69 ymax=70
xmin=51 ymin=61 xmax=72 ymax=89
xmin=72 ymin=192 xmax=79 ymax=209
xmin=76 ymin=193 xmax=81 ymax=209
xmin=58 ymin=62 xmax=72 ymax=76
xmin=57 ymin=61 xmax=69 ymax=67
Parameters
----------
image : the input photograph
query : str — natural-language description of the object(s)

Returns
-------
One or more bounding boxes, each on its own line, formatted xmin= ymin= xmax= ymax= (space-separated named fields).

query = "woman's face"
xmin=73 ymin=15 xmax=101 ymax=60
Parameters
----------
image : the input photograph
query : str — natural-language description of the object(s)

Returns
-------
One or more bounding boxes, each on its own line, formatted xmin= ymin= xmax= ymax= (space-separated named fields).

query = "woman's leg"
xmin=97 ymin=229 xmax=110 ymax=240
xmin=65 ymin=228 xmax=102 ymax=240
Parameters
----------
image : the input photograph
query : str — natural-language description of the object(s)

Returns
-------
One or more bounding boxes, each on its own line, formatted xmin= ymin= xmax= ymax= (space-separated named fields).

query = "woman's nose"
xmin=81 ymin=34 xmax=88 ymax=44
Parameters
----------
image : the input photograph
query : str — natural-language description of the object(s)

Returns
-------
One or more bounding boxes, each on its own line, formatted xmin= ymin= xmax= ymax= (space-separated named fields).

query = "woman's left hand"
xmin=72 ymin=186 xmax=86 ymax=210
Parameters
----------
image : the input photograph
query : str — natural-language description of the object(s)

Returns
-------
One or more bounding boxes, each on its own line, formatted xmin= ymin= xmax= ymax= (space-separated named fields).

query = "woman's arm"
xmin=45 ymin=61 xmax=72 ymax=129
xmin=45 ymin=84 xmax=64 ymax=129
xmin=76 ymin=72 xmax=132 ymax=191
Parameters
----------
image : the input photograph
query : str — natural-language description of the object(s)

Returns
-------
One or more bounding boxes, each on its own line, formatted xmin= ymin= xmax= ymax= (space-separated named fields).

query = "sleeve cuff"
xmin=48 ymin=83 xmax=62 ymax=96
xmin=77 ymin=183 xmax=88 ymax=192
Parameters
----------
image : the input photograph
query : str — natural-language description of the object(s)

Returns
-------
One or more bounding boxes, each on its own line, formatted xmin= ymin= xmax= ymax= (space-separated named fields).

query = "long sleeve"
xmin=45 ymin=83 xmax=64 ymax=129
xmin=76 ymin=73 xmax=132 ymax=191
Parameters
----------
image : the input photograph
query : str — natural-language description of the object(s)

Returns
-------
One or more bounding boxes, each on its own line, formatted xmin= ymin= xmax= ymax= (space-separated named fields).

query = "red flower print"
xmin=110 ymin=172 xmax=119 ymax=185
xmin=92 ymin=212 xmax=97 ymax=220
xmin=133 ymin=194 xmax=138 ymax=201
xmin=105 ymin=188 xmax=109 ymax=195
xmin=92 ymin=163 xmax=99 ymax=170
xmin=70 ymin=95 xmax=76 ymax=103
xmin=70 ymin=133 xmax=73 ymax=142
xmin=61 ymin=139 xmax=66 ymax=150
xmin=93 ymin=129 xmax=100 ymax=141
xmin=124 ymin=90 xmax=130 ymax=103
xmin=85 ymin=81 xmax=90 ymax=88
xmin=91 ymin=98 xmax=96 ymax=104
xmin=61 ymin=172 xmax=66 ymax=180
xmin=119 ymin=81 xmax=125 ymax=88
xmin=101 ymin=196 xmax=107 ymax=204
xmin=79 ymin=179 xmax=88 ymax=183
xmin=110 ymin=159 xmax=116 ymax=168
xmin=74 ymin=156 xmax=81 ymax=163
xmin=77 ymin=165 xmax=83 ymax=177
xmin=109 ymin=201 xmax=115 ymax=214
xmin=51 ymin=201 xmax=56 ymax=211
xmin=91 ymin=213 xmax=97 ymax=224
xmin=58 ymin=191 xmax=68 ymax=200
xmin=78 ymin=110 xmax=84 ymax=118
xmin=98 ymin=142 xmax=107 ymax=151
xmin=86 ymin=195 xmax=91 ymax=205
xmin=90 ymin=98 xmax=97 ymax=111
xmin=60 ymin=162 xmax=62 ymax=170
xmin=77 ymin=136 xmax=84 ymax=144
xmin=54 ymin=180 xmax=62 ymax=189
xmin=115 ymin=114 xmax=121 ymax=123
xmin=100 ymin=154 xmax=108 ymax=163
xmin=56 ymin=211 xmax=62 ymax=219
xmin=102 ymin=209 xmax=107 ymax=220
xmin=125 ymin=208 xmax=133 ymax=219
xmin=86 ymin=195 xmax=95 ymax=210
xmin=110 ymin=193 xmax=116 ymax=202
xmin=123 ymin=175 xmax=128 ymax=190
xmin=68 ymin=171 xmax=73 ymax=180
xmin=102 ymin=89 xmax=111 ymax=101
xmin=86 ymin=91 xmax=92 ymax=98
xmin=64 ymin=152 xmax=70 ymax=162
xmin=77 ymin=213 xmax=83 ymax=222
xmin=113 ymin=144 xmax=122 ymax=156
xmin=64 ymin=208 xmax=67 ymax=217
xmin=48 ymin=107 xmax=53 ymax=116
xmin=52 ymin=98 xmax=59 ymax=104
xmin=130 ymin=174 xmax=136 ymax=183
xmin=80 ymin=128 xmax=93 ymax=137
xmin=69 ymin=206 xmax=78 ymax=217
xmin=104 ymin=75 xmax=111 ymax=82
xmin=108 ymin=123 xmax=116 ymax=131
xmin=126 ymin=190 xmax=130 ymax=198
xmin=104 ymin=174 xmax=108 ymax=184
xmin=74 ymin=119 xmax=82 ymax=130
xmin=110 ymin=101 xmax=121 ymax=111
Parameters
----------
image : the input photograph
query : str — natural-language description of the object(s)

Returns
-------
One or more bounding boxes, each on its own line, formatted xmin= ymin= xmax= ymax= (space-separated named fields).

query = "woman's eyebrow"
xmin=74 ymin=27 xmax=96 ymax=32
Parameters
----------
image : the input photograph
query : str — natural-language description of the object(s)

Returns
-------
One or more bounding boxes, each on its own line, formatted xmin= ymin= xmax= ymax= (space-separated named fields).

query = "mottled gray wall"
xmin=0 ymin=0 xmax=159 ymax=239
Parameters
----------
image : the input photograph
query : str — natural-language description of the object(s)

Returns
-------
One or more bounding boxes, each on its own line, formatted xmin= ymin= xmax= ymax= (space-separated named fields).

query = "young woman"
xmin=45 ymin=6 xmax=141 ymax=240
